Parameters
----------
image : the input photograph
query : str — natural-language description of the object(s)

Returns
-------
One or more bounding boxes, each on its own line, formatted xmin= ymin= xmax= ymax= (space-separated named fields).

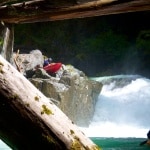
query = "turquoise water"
xmin=91 ymin=137 xmax=150 ymax=150
xmin=83 ymin=76 xmax=150 ymax=149
xmin=1 ymin=137 xmax=149 ymax=150
xmin=80 ymin=76 xmax=150 ymax=138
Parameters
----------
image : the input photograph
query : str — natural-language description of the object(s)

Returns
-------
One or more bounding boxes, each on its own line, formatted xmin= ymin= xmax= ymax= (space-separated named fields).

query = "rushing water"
xmin=81 ymin=75 xmax=150 ymax=138
xmin=79 ymin=75 xmax=150 ymax=149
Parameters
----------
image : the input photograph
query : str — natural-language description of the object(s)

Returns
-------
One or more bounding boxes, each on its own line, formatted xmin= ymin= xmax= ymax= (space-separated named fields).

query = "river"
xmin=80 ymin=75 xmax=150 ymax=149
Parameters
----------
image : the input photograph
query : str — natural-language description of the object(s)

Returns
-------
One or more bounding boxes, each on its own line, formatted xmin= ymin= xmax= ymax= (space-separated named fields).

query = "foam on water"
xmin=80 ymin=75 xmax=150 ymax=138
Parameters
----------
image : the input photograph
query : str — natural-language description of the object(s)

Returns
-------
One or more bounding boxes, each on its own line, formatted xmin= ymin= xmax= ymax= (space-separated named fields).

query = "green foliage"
xmin=76 ymin=53 xmax=87 ymax=61
xmin=0 ymin=37 xmax=4 ymax=46
xmin=136 ymin=30 xmax=150 ymax=53
xmin=135 ymin=30 xmax=150 ymax=70
xmin=15 ymin=19 xmax=129 ymax=61
xmin=14 ymin=13 xmax=150 ymax=76
xmin=77 ymin=30 xmax=129 ymax=61
xmin=15 ymin=21 xmax=75 ymax=58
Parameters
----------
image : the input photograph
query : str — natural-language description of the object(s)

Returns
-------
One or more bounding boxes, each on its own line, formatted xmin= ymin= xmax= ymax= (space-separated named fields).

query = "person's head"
xmin=48 ymin=58 xmax=53 ymax=63
xmin=147 ymin=130 xmax=150 ymax=139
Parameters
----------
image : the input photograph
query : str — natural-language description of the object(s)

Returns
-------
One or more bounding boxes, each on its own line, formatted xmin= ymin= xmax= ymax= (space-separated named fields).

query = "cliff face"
xmin=13 ymin=50 xmax=102 ymax=126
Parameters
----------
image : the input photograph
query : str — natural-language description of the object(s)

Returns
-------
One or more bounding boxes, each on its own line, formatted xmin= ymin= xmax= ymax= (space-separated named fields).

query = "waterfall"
xmin=80 ymin=75 xmax=150 ymax=138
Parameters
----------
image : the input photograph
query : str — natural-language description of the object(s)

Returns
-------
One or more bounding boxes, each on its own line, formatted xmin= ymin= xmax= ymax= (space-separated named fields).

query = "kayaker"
xmin=147 ymin=130 xmax=150 ymax=138
xmin=140 ymin=130 xmax=150 ymax=146
xmin=43 ymin=57 xmax=53 ymax=67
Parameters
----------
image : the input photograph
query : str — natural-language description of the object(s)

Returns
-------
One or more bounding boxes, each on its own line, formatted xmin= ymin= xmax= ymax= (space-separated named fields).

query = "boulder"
xmin=30 ymin=65 xmax=102 ymax=126
xmin=13 ymin=50 xmax=102 ymax=126
xmin=13 ymin=49 xmax=44 ymax=77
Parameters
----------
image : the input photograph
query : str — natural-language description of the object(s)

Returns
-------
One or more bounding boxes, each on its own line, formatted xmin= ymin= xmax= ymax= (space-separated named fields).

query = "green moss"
xmin=71 ymin=139 xmax=82 ymax=150
xmin=34 ymin=96 xmax=39 ymax=101
xmin=41 ymin=104 xmax=53 ymax=115
xmin=42 ymin=134 xmax=56 ymax=144
xmin=74 ymin=136 xmax=79 ymax=141
xmin=0 ymin=37 xmax=4 ymax=46
xmin=0 ymin=67 xmax=4 ymax=73
xmin=86 ymin=145 xmax=102 ymax=150
xmin=25 ymin=103 xmax=30 ymax=107
xmin=10 ymin=94 xmax=19 ymax=100
xmin=71 ymin=136 xmax=101 ymax=150
xmin=0 ymin=62 xmax=4 ymax=66
xmin=70 ymin=129 xmax=74 ymax=135
xmin=0 ymin=62 xmax=4 ymax=73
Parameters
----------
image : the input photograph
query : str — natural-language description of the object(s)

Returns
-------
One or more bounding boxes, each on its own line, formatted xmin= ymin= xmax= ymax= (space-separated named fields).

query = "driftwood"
xmin=13 ymin=49 xmax=23 ymax=73
xmin=0 ymin=0 xmax=150 ymax=23
xmin=0 ymin=55 xmax=101 ymax=150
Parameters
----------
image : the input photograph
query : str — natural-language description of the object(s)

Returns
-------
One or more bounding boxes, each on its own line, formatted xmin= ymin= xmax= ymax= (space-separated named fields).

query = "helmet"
xmin=48 ymin=58 xmax=53 ymax=63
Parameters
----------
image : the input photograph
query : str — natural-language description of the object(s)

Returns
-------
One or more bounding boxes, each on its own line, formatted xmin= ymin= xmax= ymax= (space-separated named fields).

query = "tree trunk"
xmin=0 ymin=55 xmax=101 ymax=150
xmin=0 ymin=22 xmax=14 ymax=63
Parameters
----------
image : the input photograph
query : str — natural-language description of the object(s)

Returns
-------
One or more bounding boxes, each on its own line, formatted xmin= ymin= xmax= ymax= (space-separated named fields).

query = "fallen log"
xmin=0 ymin=55 xmax=101 ymax=150
xmin=0 ymin=0 xmax=150 ymax=23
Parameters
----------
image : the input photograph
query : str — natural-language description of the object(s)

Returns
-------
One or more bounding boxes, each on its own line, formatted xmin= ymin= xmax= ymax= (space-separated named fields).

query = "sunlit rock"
xmin=30 ymin=65 xmax=102 ymax=126
xmin=13 ymin=49 xmax=102 ymax=126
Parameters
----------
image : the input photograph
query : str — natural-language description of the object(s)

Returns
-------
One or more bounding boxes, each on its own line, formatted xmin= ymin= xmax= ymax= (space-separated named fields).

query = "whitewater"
xmin=80 ymin=75 xmax=150 ymax=138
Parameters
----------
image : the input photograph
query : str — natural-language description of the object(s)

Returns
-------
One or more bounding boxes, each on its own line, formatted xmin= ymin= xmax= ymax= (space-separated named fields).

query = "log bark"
xmin=0 ymin=55 xmax=101 ymax=150
xmin=0 ymin=22 xmax=14 ymax=63
xmin=0 ymin=0 xmax=150 ymax=23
